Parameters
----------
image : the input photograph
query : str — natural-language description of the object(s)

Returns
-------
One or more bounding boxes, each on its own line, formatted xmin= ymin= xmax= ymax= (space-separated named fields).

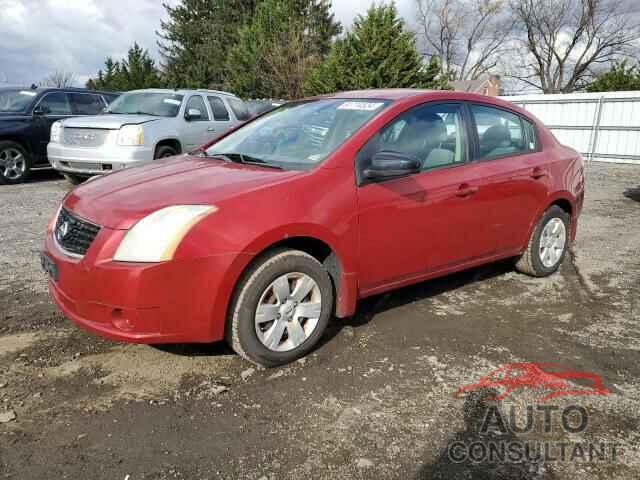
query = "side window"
xmin=69 ymin=93 xmax=105 ymax=115
xmin=471 ymin=104 xmax=531 ymax=160
xmin=38 ymin=92 xmax=72 ymax=115
xmin=228 ymin=97 xmax=250 ymax=121
xmin=186 ymin=95 xmax=209 ymax=121
xmin=207 ymin=96 xmax=230 ymax=121
xmin=359 ymin=103 xmax=467 ymax=175
xmin=102 ymin=93 xmax=120 ymax=105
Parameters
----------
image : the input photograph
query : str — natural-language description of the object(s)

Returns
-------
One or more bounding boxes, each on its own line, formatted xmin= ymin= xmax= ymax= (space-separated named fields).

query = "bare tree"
xmin=40 ymin=70 xmax=78 ymax=88
xmin=509 ymin=0 xmax=640 ymax=93
xmin=414 ymin=0 xmax=515 ymax=80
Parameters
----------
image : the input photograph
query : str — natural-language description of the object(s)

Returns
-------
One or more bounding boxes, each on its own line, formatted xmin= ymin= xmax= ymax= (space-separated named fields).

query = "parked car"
xmin=0 ymin=86 xmax=119 ymax=184
xmin=245 ymin=99 xmax=285 ymax=118
xmin=47 ymin=88 xmax=250 ymax=184
xmin=41 ymin=90 xmax=584 ymax=367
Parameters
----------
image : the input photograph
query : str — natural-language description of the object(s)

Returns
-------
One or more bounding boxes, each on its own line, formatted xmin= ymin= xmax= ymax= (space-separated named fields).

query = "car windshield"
xmin=0 ymin=89 xmax=38 ymax=113
xmin=205 ymin=99 xmax=391 ymax=170
xmin=106 ymin=92 xmax=184 ymax=117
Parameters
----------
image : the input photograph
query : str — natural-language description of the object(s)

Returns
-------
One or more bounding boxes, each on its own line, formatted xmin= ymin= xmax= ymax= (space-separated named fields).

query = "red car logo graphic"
xmin=455 ymin=362 xmax=611 ymax=402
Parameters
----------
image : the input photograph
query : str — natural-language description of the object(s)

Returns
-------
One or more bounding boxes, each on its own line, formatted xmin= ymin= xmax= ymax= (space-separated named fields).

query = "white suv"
xmin=47 ymin=88 xmax=249 ymax=184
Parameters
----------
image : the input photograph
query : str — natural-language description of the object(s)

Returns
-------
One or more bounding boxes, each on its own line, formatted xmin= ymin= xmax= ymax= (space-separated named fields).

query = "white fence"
xmin=501 ymin=91 xmax=640 ymax=165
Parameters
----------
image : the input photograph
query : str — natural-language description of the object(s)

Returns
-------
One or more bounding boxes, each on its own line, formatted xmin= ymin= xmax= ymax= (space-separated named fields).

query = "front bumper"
xmin=43 ymin=219 xmax=238 ymax=344
xmin=47 ymin=143 xmax=154 ymax=176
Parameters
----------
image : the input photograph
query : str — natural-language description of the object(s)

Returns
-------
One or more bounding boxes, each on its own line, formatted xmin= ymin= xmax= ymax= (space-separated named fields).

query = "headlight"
xmin=117 ymin=124 xmax=144 ymax=146
xmin=51 ymin=121 xmax=63 ymax=143
xmin=113 ymin=205 xmax=216 ymax=262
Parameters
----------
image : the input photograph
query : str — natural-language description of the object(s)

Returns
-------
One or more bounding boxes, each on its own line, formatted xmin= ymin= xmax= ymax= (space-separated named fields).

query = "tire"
xmin=154 ymin=145 xmax=178 ymax=159
xmin=63 ymin=173 xmax=86 ymax=185
xmin=227 ymin=249 xmax=334 ymax=367
xmin=516 ymin=205 xmax=570 ymax=277
xmin=0 ymin=140 xmax=31 ymax=185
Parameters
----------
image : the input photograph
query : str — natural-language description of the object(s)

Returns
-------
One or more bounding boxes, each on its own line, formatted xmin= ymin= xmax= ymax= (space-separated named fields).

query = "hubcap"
xmin=539 ymin=218 xmax=567 ymax=268
xmin=255 ymin=272 xmax=322 ymax=352
xmin=0 ymin=147 xmax=26 ymax=180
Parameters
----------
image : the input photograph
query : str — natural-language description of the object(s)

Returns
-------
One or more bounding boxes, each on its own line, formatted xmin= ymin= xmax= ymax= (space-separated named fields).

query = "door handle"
xmin=530 ymin=167 xmax=547 ymax=179
xmin=455 ymin=184 xmax=478 ymax=197
xmin=207 ymin=127 xmax=216 ymax=132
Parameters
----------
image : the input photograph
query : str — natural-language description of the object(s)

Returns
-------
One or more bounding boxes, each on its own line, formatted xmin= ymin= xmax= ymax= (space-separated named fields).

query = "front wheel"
xmin=227 ymin=249 xmax=334 ymax=367
xmin=516 ymin=205 xmax=570 ymax=277
xmin=0 ymin=141 xmax=31 ymax=185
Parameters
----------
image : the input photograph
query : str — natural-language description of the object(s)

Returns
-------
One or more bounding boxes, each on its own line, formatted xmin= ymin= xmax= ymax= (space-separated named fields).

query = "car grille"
xmin=63 ymin=128 xmax=109 ymax=147
xmin=55 ymin=208 xmax=101 ymax=256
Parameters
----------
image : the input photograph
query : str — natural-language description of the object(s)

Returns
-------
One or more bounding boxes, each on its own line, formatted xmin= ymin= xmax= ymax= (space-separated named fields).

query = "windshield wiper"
xmin=204 ymin=152 xmax=283 ymax=170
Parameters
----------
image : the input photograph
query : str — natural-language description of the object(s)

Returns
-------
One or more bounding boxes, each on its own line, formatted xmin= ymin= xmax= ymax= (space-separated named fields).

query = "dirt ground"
xmin=0 ymin=163 xmax=638 ymax=479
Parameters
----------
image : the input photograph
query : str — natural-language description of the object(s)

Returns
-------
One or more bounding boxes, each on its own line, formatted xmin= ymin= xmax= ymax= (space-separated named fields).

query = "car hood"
xmin=65 ymin=155 xmax=301 ymax=229
xmin=62 ymin=114 xmax=161 ymax=129
xmin=0 ymin=113 xmax=30 ymax=121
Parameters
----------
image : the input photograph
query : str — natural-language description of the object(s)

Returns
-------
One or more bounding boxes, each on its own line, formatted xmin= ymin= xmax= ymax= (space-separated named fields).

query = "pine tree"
xmin=87 ymin=44 xmax=162 ymax=91
xmin=157 ymin=0 xmax=257 ymax=89
xmin=304 ymin=4 xmax=448 ymax=95
xmin=224 ymin=0 xmax=341 ymax=99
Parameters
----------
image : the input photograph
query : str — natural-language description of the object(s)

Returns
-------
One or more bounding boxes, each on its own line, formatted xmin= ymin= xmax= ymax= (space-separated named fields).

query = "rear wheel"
xmin=154 ymin=145 xmax=178 ymax=159
xmin=516 ymin=205 xmax=570 ymax=277
xmin=0 ymin=141 xmax=31 ymax=185
xmin=227 ymin=249 xmax=334 ymax=367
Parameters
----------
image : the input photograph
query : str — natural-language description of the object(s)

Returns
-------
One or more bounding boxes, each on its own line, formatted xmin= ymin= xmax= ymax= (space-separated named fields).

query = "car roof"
xmin=126 ymin=88 xmax=240 ymax=98
xmin=319 ymin=89 xmax=535 ymax=119
xmin=0 ymin=86 xmax=118 ymax=95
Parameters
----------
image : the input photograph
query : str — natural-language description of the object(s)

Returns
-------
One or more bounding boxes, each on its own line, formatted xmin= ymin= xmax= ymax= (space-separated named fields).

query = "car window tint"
xmin=471 ymin=105 xmax=532 ymax=159
xmin=208 ymin=96 xmax=230 ymax=121
xmin=186 ymin=95 xmax=209 ymax=121
xmin=365 ymin=103 xmax=467 ymax=172
xmin=102 ymin=93 xmax=120 ymax=105
xmin=69 ymin=93 xmax=105 ymax=115
xmin=228 ymin=98 xmax=250 ymax=121
xmin=39 ymin=92 xmax=72 ymax=115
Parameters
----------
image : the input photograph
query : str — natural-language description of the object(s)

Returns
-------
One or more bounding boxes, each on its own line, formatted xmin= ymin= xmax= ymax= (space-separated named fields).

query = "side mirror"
xmin=185 ymin=108 xmax=202 ymax=121
xmin=33 ymin=105 xmax=50 ymax=116
xmin=363 ymin=151 xmax=421 ymax=180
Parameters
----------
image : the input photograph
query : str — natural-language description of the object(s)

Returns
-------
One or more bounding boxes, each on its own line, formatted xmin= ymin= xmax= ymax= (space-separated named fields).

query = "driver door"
xmin=356 ymin=102 xmax=493 ymax=293
xmin=181 ymin=94 xmax=211 ymax=150
xmin=34 ymin=92 xmax=73 ymax=160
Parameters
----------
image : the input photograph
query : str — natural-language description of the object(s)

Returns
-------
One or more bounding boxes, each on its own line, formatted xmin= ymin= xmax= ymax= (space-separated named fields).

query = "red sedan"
xmin=42 ymin=90 xmax=584 ymax=367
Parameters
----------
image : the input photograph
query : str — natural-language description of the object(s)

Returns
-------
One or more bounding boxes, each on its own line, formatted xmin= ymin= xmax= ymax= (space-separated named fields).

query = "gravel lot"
xmin=0 ymin=164 xmax=639 ymax=479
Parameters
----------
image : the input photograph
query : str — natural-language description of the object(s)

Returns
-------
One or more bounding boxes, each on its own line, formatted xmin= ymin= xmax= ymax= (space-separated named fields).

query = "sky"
xmin=0 ymin=0 xmax=415 ymax=87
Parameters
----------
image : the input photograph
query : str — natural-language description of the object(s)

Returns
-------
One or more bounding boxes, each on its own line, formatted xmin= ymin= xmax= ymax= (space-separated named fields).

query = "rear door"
xmin=467 ymin=103 xmax=549 ymax=253
xmin=206 ymin=96 xmax=233 ymax=139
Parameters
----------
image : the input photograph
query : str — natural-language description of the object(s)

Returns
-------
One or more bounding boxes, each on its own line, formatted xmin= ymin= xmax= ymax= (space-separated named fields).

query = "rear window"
xmin=69 ymin=93 xmax=105 ymax=115
xmin=228 ymin=97 xmax=250 ymax=121
xmin=470 ymin=104 xmax=536 ymax=159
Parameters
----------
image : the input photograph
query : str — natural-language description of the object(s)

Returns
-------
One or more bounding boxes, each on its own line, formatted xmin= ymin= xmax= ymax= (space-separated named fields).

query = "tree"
xmin=414 ymin=0 xmax=515 ymax=81
xmin=40 ymin=70 xmax=77 ymax=88
xmin=586 ymin=61 xmax=640 ymax=92
xmin=87 ymin=44 xmax=162 ymax=91
xmin=225 ymin=0 xmax=341 ymax=99
xmin=305 ymin=4 xmax=448 ymax=95
xmin=157 ymin=0 xmax=257 ymax=89
xmin=509 ymin=0 xmax=640 ymax=93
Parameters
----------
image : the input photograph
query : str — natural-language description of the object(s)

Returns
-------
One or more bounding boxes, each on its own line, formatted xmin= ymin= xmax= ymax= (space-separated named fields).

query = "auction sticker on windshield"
xmin=338 ymin=101 xmax=385 ymax=111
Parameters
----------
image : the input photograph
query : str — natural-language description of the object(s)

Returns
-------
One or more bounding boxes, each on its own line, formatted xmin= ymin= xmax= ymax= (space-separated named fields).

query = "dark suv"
xmin=0 ymin=86 xmax=119 ymax=184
